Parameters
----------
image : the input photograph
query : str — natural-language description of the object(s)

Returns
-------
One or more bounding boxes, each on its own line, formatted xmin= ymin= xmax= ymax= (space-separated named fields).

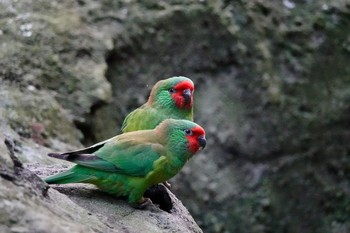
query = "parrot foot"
xmin=162 ymin=181 xmax=171 ymax=189
xmin=133 ymin=197 xmax=153 ymax=209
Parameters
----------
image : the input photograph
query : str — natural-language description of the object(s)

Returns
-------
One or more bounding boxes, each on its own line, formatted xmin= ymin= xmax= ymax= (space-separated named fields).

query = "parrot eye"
xmin=184 ymin=129 xmax=193 ymax=135
xmin=169 ymin=88 xmax=176 ymax=93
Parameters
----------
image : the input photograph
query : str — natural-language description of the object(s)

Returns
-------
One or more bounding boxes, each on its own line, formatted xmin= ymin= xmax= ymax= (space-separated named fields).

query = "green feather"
xmin=96 ymin=143 xmax=164 ymax=177
xmin=69 ymin=157 xmax=119 ymax=172
xmin=45 ymin=168 xmax=92 ymax=184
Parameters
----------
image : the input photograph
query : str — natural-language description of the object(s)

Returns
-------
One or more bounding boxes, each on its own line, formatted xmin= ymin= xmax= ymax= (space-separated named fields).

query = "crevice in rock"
xmin=74 ymin=99 xmax=110 ymax=146
xmin=2 ymin=138 xmax=49 ymax=197
xmin=4 ymin=137 xmax=23 ymax=169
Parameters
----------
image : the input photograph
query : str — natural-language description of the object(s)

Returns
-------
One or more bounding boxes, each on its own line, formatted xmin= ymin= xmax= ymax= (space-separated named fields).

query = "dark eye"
xmin=169 ymin=88 xmax=176 ymax=93
xmin=184 ymin=129 xmax=193 ymax=135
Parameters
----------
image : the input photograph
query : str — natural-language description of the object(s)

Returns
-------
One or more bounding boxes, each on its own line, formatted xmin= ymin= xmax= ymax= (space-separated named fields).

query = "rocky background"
xmin=1 ymin=0 xmax=350 ymax=233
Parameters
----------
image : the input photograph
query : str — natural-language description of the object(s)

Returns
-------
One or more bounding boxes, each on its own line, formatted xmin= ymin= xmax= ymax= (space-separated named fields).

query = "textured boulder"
xmin=0 ymin=138 xmax=202 ymax=233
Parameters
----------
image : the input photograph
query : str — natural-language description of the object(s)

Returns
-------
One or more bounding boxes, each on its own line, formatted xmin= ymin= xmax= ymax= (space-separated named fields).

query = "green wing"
xmin=48 ymin=134 xmax=164 ymax=177
xmin=121 ymin=107 xmax=139 ymax=132
xmin=47 ymin=136 xmax=120 ymax=172
xmin=121 ymin=105 xmax=164 ymax=132
xmin=95 ymin=141 xmax=164 ymax=177
xmin=121 ymin=104 xmax=193 ymax=133
xmin=52 ymin=139 xmax=165 ymax=177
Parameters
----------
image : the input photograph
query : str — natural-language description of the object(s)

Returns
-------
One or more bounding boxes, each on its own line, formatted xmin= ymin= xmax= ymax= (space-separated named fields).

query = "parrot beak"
xmin=198 ymin=135 xmax=206 ymax=150
xmin=182 ymin=89 xmax=192 ymax=105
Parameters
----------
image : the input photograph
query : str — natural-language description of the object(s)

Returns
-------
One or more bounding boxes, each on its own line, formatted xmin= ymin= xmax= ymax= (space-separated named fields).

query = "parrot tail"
xmin=44 ymin=169 xmax=91 ymax=184
xmin=48 ymin=152 xmax=70 ymax=160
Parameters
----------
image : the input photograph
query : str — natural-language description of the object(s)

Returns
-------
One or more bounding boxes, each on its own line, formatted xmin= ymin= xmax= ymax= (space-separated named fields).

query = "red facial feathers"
xmin=171 ymin=81 xmax=194 ymax=109
xmin=186 ymin=125 xmax=206 ymax=154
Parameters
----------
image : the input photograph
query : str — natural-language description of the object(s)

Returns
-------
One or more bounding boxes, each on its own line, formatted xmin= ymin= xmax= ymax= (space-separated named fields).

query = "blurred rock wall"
xmin=1 ymin=1 xmax=350 ymax=233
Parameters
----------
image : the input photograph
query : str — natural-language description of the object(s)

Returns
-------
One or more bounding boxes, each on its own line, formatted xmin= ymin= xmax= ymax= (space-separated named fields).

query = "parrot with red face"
xmin=121 ymin=76 xmax=194 ymax=133
xmin=45 ymin=119 xmax=206 ymax=208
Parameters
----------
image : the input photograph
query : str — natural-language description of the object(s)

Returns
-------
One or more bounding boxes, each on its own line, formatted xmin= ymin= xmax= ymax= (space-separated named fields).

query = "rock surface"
xmin=0 ymin=1 xmax=203 ymax=232
xmin=1 ymin=0 xmax=350 ymax=233
xmin=0 ymin=138 xmax=202 ymax=233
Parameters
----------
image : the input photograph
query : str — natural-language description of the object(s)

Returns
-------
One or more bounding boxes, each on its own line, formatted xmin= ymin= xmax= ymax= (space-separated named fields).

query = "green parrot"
xmin=121 ymin=76 xmax=194 ymax=133
xmin=45 ymin=119 xmax=206 ymax=208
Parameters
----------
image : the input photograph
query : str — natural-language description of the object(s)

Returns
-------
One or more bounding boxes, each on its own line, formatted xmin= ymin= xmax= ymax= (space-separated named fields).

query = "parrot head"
xmin=158 ymin=119 xmax=206 ymax=157
xmin=184 ymin=124 xmax=206 ymax=154
xmin=148 ymin=76 xmax=194 ymax=110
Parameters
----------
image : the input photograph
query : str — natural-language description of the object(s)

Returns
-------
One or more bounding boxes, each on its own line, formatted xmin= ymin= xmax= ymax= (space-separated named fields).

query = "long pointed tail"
xmin=44 ymin=168 xmax=90 ymax=184
xmin=48 ymin=153 xmax=70 ymax=160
